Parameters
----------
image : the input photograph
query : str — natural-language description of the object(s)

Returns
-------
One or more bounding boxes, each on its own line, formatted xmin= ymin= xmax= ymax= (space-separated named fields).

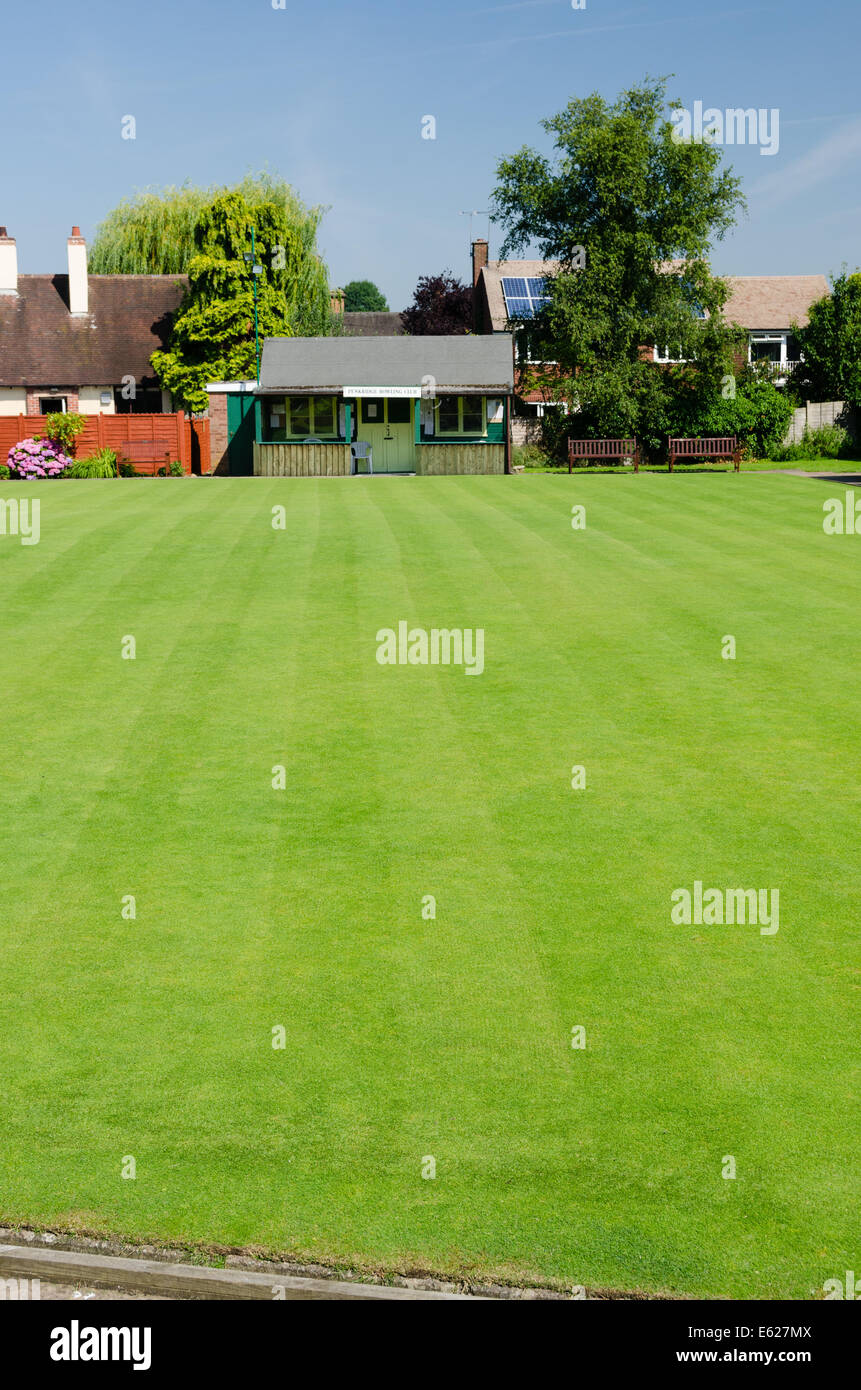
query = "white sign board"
xmin=342 ymin=385 xmax=422 ymax=398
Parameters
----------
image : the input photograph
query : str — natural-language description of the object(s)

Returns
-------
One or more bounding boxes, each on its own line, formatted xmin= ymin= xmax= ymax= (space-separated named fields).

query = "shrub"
xmin=169 ymin=460 xmax=183 ymax=476
xmin=803 ymin=424 xmax=849 ymax=459
xmin=7 ymin=437 xmax=73 ymax=479
xmin=512 ymin=443 xmax=552 ymax=470
xmin=67 ymin=448 xmax=119 ymax=478
xmin=683 ymin=375 xmax=795 ymax=460
xmin=0 ymin=464 xmax=10 ymax=480
xmin=119 ymin=462 xmax=139 ymax=477
xmin=768 ymin=424 xmax=851 ymax=463
xmin=43 ymin=412 xmax=87 ymax=457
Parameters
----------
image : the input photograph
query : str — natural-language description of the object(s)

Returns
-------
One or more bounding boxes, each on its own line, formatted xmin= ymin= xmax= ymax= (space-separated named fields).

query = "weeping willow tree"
xmin=90 ymin=173 xmax=327 ymax=274
xmin=151 ymin=190 xmax=334 ymax=412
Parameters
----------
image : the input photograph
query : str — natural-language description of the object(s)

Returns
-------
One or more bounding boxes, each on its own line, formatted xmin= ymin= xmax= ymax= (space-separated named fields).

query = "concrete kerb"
xmin=0 ymin=1243 xmax=477 ymax=1302
xmin=0 ymin=1226 xmax=590 ymax=1299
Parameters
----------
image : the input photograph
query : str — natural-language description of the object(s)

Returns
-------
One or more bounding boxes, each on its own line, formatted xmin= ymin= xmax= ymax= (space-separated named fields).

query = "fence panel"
xmin=0 ymin=413 xmax=194 ymax=473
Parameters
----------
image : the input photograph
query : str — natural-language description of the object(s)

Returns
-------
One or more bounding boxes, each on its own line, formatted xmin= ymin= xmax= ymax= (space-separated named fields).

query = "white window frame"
xmin=748 ymin=332 xmax=787 ymax=366
xmin=653 ymin=346 xmax=687 ymax=364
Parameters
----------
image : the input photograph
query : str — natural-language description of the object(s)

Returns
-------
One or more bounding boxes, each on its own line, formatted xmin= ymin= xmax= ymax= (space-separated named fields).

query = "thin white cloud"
xmin=750 ymin=117 xmax=861 ymax=208
xmin=422 ymin=5 xmax=776 ymax=56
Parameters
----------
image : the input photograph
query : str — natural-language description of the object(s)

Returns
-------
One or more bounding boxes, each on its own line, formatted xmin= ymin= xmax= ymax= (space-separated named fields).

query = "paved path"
xmin=770 ymin=468 xmax=861 ymax=485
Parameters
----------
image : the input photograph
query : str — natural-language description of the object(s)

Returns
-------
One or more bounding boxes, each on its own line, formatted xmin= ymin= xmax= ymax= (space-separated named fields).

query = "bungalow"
xmin=219 ymin=334 xmax=514 ymax=477
xmin=0 ymin=225 xmax=185 ymax=416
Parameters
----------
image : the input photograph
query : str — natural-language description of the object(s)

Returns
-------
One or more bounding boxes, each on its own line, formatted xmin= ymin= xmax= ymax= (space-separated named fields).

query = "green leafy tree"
xmin=151 ymin=192 xmax=334 ymax=412
xmin=793 ymin=271 xmax=861 ymax=410
xmin=89 ymin=172 xmax=326 ymax=279
xmin=491 ymin=78 xmax=747 ymax=455
xmin=343 ymin=279 xmax=389 ymax=312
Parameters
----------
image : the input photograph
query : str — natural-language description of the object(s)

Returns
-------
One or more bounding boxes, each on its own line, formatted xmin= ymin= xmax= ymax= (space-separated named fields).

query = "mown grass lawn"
xmin=0 ymin=473 xmax=857 ymax=1298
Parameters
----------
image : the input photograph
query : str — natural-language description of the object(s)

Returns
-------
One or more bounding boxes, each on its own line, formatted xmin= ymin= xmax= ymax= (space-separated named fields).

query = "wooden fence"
xmin=0 ymin=413 xmax=210 ymax=476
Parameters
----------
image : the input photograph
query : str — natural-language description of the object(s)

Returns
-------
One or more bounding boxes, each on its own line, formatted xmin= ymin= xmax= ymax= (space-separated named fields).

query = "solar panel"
xmin=501 ymin=276 xmax=529 ymax=298
xmin=501 ymin=275 xmax=549 ymax=320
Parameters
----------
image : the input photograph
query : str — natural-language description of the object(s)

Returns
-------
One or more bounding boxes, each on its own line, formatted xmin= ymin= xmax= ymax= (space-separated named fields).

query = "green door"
xmin=227 ymin=393 xmax=256 ymax=476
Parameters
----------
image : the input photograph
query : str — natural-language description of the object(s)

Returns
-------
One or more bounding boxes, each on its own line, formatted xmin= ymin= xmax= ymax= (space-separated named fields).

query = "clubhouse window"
xmin=436 ymin=396 xmax=486 ymax=436
xmin=283 ymin=395 xmax=338 ymax=438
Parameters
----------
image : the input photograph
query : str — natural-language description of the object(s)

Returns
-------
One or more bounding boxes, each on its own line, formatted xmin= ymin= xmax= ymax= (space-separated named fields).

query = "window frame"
xmin=285 ymin=394 xmax=339 ymax=438
xmin=435 ymin=395 xmax=487 ymax=437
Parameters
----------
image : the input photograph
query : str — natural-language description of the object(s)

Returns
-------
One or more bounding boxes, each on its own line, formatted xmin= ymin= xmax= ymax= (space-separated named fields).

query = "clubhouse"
xmin=208 ymin=335 xmax=514 ymax=477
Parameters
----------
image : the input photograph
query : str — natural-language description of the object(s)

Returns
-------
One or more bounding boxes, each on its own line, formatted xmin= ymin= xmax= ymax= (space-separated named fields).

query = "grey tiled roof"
xmin=259 ymin=334 xmax=514 ymax=393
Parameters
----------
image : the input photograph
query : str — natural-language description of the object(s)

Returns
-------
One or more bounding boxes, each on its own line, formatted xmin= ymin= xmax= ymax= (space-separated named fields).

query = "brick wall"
xmin=26 ymin=388 xmax=79 ymax=414
xmin=208 ymin=393 xmax=229 ymax=474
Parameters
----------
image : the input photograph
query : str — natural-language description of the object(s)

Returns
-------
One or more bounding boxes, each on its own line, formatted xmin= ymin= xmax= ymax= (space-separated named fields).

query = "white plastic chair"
xmin=351 ymin=441 xmax=373 ymax=475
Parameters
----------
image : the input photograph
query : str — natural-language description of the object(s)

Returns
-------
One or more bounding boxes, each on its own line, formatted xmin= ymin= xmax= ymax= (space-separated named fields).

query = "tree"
xmin=490 ymin=78 xmax=747 ymax=455
xmin=793 ymin=271 xmax=861 ymax=410
xmin=151 ymin=191 xmax=334 ymax=413
xmin=89 ymin=172 xmax=327 ymax=280
xmin=401 ymin=273 xmax=472 ymax=335
xmin=343 ymin=279 xmax=389 ymax=312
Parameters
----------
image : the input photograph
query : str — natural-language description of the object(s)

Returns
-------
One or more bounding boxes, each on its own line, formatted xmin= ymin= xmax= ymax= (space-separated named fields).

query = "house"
xmin=208 ymin=335 xmax=514 ymax=476
xmin=0 ymin=225 xmax=186 ymax=416
xmin=717 ymin=275 xmax=829 ymax=379
xmin=341 ymin=311 xmax=406 ymax=336
xmin=470 ymin=239 xmax=830 ymax=418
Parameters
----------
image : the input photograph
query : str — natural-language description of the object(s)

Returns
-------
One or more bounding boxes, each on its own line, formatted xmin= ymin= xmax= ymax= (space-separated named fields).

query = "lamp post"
xmin=244 ymin=229 xmax=263 ymax=385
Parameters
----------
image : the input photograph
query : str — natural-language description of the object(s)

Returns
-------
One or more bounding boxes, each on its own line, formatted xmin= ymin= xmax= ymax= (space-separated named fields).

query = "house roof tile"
xmin=478 ymin=261 xmax=829 ymax=332
xmin=0 ymin=275 xmax=187 ymax=387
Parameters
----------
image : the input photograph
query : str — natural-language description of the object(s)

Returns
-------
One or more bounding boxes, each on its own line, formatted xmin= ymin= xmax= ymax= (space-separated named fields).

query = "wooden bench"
xmin=116 ymin=440 xmax=175 ymax=476
xmin=568 ymin=438 xmax=640 ymax=473
xmin=667 ymin=436 xmax=741 ymax=472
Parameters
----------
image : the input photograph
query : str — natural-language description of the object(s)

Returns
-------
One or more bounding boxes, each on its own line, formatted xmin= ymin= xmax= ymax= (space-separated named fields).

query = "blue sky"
xmin=3 ymin=0 xmax=860 ymax=306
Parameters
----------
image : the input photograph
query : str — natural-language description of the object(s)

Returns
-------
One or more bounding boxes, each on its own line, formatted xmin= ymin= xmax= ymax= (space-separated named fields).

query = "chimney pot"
xmin=71 ymin=225 xmax=81 ymax=237
xmin=0 ymin=227 xmax=7 ymax=238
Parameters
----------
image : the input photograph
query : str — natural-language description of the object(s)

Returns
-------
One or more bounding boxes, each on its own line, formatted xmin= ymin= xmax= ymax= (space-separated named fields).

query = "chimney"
xmin=472 ymin=238 xmax=489 ymax=287
xmin=67 ymin=225 xmax=88 ymax=314
xmin=0 ymin=226 xmax=18 ymax=295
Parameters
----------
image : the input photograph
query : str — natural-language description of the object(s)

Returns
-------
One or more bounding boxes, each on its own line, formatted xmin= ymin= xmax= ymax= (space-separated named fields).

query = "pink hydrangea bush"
xmin=7 ymin=437 xmax=73 ymax=479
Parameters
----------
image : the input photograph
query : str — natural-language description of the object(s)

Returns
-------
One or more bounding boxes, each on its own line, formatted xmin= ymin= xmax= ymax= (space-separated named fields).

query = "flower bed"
xmin=7 ymin=437 xmax=73 ymax=479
